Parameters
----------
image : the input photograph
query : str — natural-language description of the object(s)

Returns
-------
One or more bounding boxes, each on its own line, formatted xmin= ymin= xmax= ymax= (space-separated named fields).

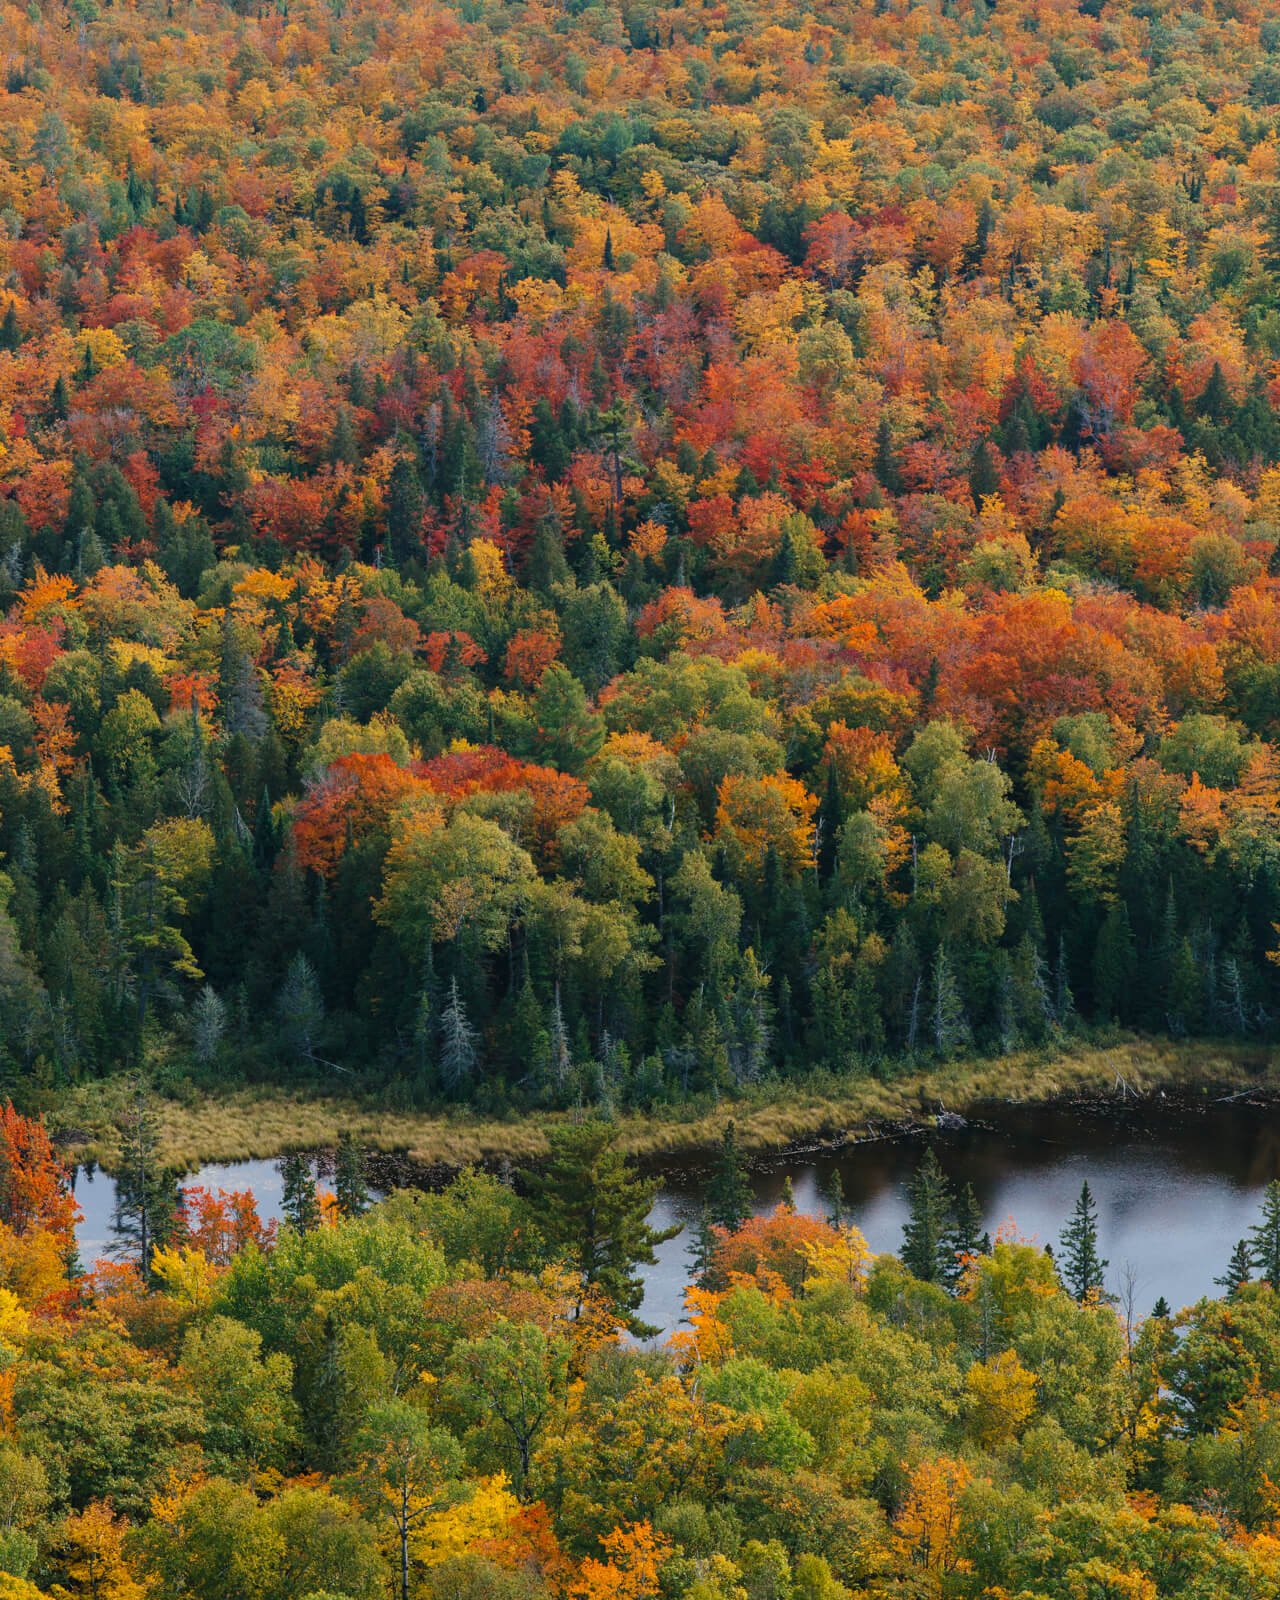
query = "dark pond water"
xmin=72 ymin=1098 xmax=1280 ymax=1339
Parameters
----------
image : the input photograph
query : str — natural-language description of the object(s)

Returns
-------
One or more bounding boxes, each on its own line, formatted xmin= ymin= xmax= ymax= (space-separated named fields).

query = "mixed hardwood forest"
xmin=0 ymin=0 xmax=1279 ymax=1112
xmin=3 ymin=1106 xmax=1280 ymax=1597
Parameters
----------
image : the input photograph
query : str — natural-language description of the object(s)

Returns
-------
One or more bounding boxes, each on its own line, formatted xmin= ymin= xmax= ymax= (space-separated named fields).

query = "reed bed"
xmin=52 ymin=1036 xmax=1278 ymax=1175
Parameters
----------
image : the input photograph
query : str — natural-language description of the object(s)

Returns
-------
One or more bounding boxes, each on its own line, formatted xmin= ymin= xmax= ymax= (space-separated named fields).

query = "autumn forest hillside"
xmin=0 ymin=0 xmax=1276 ymax=1113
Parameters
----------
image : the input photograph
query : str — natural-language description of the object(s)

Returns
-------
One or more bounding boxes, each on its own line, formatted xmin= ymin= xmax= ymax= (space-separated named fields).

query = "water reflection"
xmin=634 ymin=1101 xmax=1280 ymax=1338
xmin=69 ymin=1101 xmax=1280 ymax=1342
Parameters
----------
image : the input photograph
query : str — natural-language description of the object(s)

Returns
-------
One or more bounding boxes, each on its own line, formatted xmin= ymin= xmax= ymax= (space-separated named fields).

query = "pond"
xmin=71 ymin=1097 xmax=1280 ymax=1338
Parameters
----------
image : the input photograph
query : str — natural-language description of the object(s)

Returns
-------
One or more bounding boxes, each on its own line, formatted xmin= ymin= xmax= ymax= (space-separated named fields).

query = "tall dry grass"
xmin=52 ymin=1035 xmax=1278 ymax=1174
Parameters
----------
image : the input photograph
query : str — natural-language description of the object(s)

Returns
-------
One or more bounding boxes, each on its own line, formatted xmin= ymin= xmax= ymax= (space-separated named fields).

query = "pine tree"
xmin=1054 ymin=934 xmax=1075 ymax=1027
xmin=529 ymin=1121 xmax=679 ymax=1335
xmin=1092 ymin=903 xmax=1135 ymax=1021
xmin=968 ymin=437 xmax=1000 ymax=507
xmin=931 ymin=944 xmax=971 ymax=1056
xmin=687 ymin=1203 xmax=717 ymax=1285
xmin=706 ymin=1120 xmax=753 ymax=1233
xmin=334 ymin=1131 xmax=369 ymax=1217
xmin=1216 ymin=1238 xmax=1252 ymax=1297
xmin=0 ymin=303 xmax=20 ymax=352
xmin=1248 ymin=1179 xmax=1280 ymax=1286
xmin=824 ymin=1168 xmax=845 ymax=1228
xmin=817 ymin=757 xmax=844 ymax=882
xmin=280 ymin=1151 xmax=320 ymax=1234
xmin=602 ymin=227 xmax=615 ymax=270
xmin=945 ymin=1182 xmax=986 ymax=1287
xmin=191 ymin=984 xmax=226 ymax=1065
xmin=113 ymin=1080 xmax=182 ymax=1278
xmin=1151 ymin=1296 xmax=1172 ymax=1320
xmin=1059 ymin=1180 xmax=1109 ymax=1302
xmin=901 ymin=1147 xmax=953 ymax=1284
xmin=329 ymin=405 xmax=359 ymax=466
xmin=439 ymin=977 xmax=478 ymax=1092
xmin=547 ymin=983 xmax=572 ymax=1102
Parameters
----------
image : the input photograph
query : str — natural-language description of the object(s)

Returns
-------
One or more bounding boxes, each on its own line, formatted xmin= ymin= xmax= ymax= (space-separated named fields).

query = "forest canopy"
xmin=0 ymin=0 xmax=1275 ymax=1109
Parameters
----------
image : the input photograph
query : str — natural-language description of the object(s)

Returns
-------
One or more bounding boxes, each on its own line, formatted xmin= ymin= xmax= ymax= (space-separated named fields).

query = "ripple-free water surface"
xmin=72 ymin=1100 xmax=1280 ymax=1340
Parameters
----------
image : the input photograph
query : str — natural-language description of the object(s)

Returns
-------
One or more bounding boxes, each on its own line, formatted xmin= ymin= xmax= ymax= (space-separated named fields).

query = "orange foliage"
xmin=707 ymin=1204 xmax=839 ymax=1294
xmin=293 ymin=751 xmax=431 ymax=877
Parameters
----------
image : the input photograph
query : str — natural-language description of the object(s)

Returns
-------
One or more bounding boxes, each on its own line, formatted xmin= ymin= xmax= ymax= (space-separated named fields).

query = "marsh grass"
xmin=52 ymin=1034 xmax=1278 ymax=1175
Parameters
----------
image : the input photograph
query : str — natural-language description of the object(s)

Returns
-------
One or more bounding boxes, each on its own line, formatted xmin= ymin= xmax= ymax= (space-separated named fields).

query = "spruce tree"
xmin=1248 ymin=1179 xmax=1280 ymax=1286
xmin=1216 ymin=1238 xmax=1252 ymax=1297
xmin=1059 ymin=1180 xmax=1109 ymax=1302
xmin=901 ymin=1147 xmax=953 ymax=1284
xmin=112 ymin=1079 xmax=182 ymax=1278
xmin=528 ymin=1121 xmax=679 ymax=1335
xmin=945 ymin=1181 xmax=986 ymax=1287
xmin=334 ymin=1132 xmax=369 ymax=1218
xmin=439 ymin=978 xmax=479 ymax=1093
xmin=968 ymin=437 xmax=1000 ymax=507
xmin=706 ymin=1121 xmax=753 ymax=1234
xmin=931 ymin=944 xmax=971 ymax=1056
xmin=824 ymin=1168 xmax=845 ymax=1228
xmin=280 ymin=1151 xmax=321 ymax=1234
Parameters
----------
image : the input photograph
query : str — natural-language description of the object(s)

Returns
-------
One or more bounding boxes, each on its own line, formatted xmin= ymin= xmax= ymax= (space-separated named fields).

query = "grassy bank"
xmin=49 ymin=1035 xmax=1278 ymax=1176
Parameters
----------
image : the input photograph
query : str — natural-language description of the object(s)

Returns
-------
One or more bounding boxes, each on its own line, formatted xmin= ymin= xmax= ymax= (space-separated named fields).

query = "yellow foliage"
xmin=0 ymin=1286 xmax=30 ymax=1349
xmin=571 ymin=1520 xmax=672 ymax=1600
xmin=0 ymin=1220 xmax=67 ymax=1309
xmin=964 ymin=1350 xmax=1037 ymax=1446
xmin=894 ymin=1456 xmax=972 ymax=1580
xmin=412 ymin=1475 xmax=521 ymax=1568
xmin=801 ymin=1224 xmax=873 ymax=1292
xmin=150 ymin=1244 xmax=219 ymax=1311
xmin=468 ymin=539 xmax=513 ymax=610
xmin=47 ymin=1501 xmax=148 ymax=1600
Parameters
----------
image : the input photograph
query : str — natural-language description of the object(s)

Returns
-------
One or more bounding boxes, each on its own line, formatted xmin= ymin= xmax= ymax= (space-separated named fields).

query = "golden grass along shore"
xmin=48 ymin=1035 xmax=1278 ymax=1176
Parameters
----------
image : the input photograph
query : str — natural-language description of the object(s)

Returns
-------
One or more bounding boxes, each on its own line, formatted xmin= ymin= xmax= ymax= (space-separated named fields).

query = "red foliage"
xmin=0 ymin=1101 xmax=79 ymax=1244
xmin=708 ymin=1205 xmax=839 ymax=1293
xmin=181 ymin=1185 xmax=277 ymax=1264
xmin=293 ymin=751 xmax=429 ymax=877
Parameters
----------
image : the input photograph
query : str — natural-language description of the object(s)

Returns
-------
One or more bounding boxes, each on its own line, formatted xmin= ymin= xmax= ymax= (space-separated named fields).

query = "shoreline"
xmin=47 ymin=1035 xmax=1279 ymax=1178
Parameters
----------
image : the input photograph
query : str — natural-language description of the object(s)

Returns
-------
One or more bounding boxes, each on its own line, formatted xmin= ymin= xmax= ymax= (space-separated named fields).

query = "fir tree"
xmin=1216 ymin=1238 xmax=1252 ymax=1297
xmin=1059 ymin=1180 xmax=1109 ymax=1302
xmin=968 ymin=437 xmax=1000 ymax=507
xmin=931 ymin=944 xmax=971 ymax=1056
xmin=280 ymin=1151 xmax=320 ymax=1234
xmin=824 ymin=1168 xmax=845 ymax=1228
xmin=334 ymin=1131 xmax=369 ymax=1217
xmin=0 ymin=303 xmax=19 ymax=352
xmin=945 ymin=1182 xmax=986 ymax=1287
xmin=706 ymin=1120 xmax=753 ymax=1233
xmin=439 ymin=977 xmax=479 ymax=1092
xmin=112 ymin=1079 xmax=182 ymax=1278
xmin=901 ymin=1147 xmax=953 ymax=1284
xmin=1151 ymin=1296 xmax=1172 ymax=1320
xmin=1248 ymin=1179 xmax=1280 ymax=1286
xmin=529 ymin=1121 xmax=679 ymax=1335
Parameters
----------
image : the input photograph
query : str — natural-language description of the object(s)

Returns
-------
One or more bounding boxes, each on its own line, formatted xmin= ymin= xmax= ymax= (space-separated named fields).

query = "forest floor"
xmin=50 ymin=1035 xmax=1279 ymax=1175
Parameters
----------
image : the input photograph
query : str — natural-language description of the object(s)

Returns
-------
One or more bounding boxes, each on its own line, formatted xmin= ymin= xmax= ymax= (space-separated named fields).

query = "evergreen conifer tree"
xmin=1059 ymin=1180 xmax=1109 ymax=1302
xmin=280 ymin=1151 xmax=320 ymax=1234
xmin=529 ymin=1121 xmax=679 ymax=1335
xmin=706 ymin=1121 xmax=753 ymax=1233
xmin=439 ymin=978 xmax=479 ymax=1092
xmin=1248 ymin=1179 xmax=1280 ymax=1286
xmin=901 ymin=1147 xmax=953 ymax=1284
xmin=1216 ymin=1238 xmax=1252 ymax=1297
xmin=945 ymin=1182 xmax=986 ymax=1287
xmin=334 ymin=1131 xmax=369 ymax=1217
xmin=112 ymin=1079 xmax=182 ymax=1278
